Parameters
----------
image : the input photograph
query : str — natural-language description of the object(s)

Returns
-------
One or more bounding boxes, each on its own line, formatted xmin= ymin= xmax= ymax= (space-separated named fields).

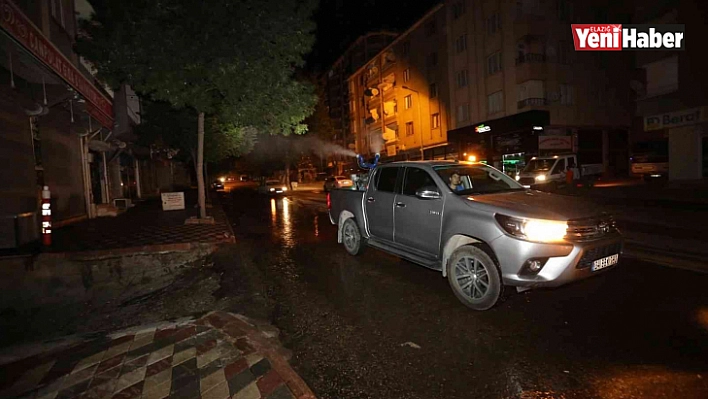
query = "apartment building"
xmin=444 ymin=0 xmax=635 ymax=176
xmin=324 ymin=32 xmax=398 ymax=152
xmin=630 ymin=0 xmax=708 ymax=180
xmin=349 ymin=4 xmax=450 ymax=161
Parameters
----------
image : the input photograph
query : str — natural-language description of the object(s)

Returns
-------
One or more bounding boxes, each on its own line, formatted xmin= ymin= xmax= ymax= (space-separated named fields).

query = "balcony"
xmin=517 ymin=98 xmax=548 ymax=109
xmin=516 ymin=53 xmax=546 ymax=65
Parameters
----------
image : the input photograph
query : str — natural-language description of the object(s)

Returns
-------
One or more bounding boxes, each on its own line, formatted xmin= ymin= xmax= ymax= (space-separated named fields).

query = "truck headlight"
xmin=495 ymin=214 xmax=568 ymax=243
xmin=535 ymin=175 xmax=546 ymax=181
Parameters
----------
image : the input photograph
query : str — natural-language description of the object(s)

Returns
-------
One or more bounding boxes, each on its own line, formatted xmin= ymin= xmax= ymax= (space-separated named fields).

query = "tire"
xmin=342 ymin=218 xmax=365 ymax=256
xmin=447 ymin=245 xmax=503 ymax=311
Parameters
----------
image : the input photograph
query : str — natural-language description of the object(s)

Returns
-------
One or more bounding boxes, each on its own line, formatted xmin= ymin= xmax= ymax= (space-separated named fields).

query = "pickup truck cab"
xmin=328 ymin=161 xmax=622 ymax=310
xmin=517 ymin=154 xmax=603 ymax=188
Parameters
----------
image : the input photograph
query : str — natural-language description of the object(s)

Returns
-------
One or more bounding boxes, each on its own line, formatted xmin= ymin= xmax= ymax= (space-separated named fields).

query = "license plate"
xmin=591 ymin=254 xmax=619 ymax=271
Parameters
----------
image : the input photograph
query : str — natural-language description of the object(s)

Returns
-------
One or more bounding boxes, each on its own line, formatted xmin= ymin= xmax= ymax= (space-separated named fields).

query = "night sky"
xmin=306 ymin=0 xmax=440 ymax=72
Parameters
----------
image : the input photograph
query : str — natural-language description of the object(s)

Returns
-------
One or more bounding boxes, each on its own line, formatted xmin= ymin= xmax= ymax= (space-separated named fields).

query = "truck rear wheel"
xmin=447 ymin=246 xmax=503 ymax=311
xmin=342 ymin=218 xmax=365 ymax=256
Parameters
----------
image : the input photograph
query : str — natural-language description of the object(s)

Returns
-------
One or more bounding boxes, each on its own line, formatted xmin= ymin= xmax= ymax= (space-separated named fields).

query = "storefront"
xmin=639 ymin=107 xmax=708 ymax=180
xmin=447 ymin=110 xmax=551 ymax=174
xmin=0 ymin=0 xmax=114 ymax=248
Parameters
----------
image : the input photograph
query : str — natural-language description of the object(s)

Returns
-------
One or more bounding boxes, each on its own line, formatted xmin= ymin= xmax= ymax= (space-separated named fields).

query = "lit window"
xmin=404 ymin=95 xmax=413 ymax=109
xmin=403 ymin=68 xmax=411 ymax=82
xmin=431 ymin=113 xmax=441 ymax=129
xmin=406 ymin=121 xmax=415 ymax=136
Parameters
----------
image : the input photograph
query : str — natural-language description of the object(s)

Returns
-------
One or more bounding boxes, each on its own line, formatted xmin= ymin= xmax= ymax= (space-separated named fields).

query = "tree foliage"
xmin=77 ymin=0 xmax=318 ymax=216
xmin=77 ymin=0 xmax=317 ymax=135
xmin=136 ymin=101 xmax=256 ymax=165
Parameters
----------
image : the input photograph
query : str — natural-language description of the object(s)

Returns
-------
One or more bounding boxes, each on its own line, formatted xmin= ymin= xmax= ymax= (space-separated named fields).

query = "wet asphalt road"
xmin=218 ymin=187 xmax=708 ymax=399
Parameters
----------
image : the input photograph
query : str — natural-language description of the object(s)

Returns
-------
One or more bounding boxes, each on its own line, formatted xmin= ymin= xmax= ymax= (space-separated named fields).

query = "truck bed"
xmin=328 ymin=188 xmax=367 ymax=232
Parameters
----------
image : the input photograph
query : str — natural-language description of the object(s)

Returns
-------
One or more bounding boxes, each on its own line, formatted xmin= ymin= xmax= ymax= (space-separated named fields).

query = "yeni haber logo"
xmin=571 ymin=24 xmax=685 ymax=51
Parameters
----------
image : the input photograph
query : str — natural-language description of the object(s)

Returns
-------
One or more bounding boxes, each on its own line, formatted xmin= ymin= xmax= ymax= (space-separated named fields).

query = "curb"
xmin=200 ymin=311 xmax=317 ymax=399
xmin=38 ymin=241 xmax=227 ymax=261
xmin=624 ymin=241 xmax=708 ymax=274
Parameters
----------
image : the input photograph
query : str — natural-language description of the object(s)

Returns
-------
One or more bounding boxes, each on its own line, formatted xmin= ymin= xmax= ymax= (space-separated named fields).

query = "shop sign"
xmin=644 ymin=107 xmax=707 ymax=131
xmin=0 ymin=0 xmax=113 ymax=128
xmin=539 ymin=135 xmax=572 ymax=150
xmin=475 ymin=124 xmax=491 ymax=133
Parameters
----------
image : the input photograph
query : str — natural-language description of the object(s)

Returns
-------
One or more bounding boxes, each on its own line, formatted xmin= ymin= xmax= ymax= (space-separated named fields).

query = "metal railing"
xmin=517 ymin=98 xmax=548 ymax=109
xmin=515 ymin=53 xmax=546 ymax=65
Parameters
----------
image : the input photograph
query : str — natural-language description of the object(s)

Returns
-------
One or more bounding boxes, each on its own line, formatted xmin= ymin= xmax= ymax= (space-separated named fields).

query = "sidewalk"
xmin=48 ymin=191 xmax=235 ymax=255
xmin=0 ymin=312 xmax=315 ymax=399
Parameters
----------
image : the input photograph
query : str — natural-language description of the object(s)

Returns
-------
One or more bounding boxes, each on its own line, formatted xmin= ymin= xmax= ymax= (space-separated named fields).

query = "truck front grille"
xmin=565 ymin=214 xmax=618 ymax=242
xmin=576 ymin=242 xmax=623 ymax=269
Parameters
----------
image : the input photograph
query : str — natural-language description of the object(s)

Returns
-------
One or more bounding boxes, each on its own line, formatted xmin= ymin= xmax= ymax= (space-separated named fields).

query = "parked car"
xmin=323 ymin=176 xmax=353 ymax=192
xmin=258 ymin=180 xmax=288 ymax=195
xmin=212 ymin=180 xmax=224 ymax=190
xmin=328 ymin=160 xmax=622 ymax=311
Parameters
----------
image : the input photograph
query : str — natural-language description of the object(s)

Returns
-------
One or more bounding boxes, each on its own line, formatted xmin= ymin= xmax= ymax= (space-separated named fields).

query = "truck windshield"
xmin=523 ymin=159 xmax=555 ymax=173
xmin=434 ymin=164 xmax=525 ymax=195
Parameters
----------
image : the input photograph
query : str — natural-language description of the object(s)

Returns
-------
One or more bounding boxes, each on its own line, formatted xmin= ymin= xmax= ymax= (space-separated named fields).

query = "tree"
xmin=136 ymin=101 xmax=256 ymax=172
xmin=77 ymin=0 xmax=317 ymax=218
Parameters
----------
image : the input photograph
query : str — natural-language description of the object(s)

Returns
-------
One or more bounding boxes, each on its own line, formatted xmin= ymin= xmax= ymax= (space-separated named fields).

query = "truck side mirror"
xmin=416 ymin=188 xmax=441 ymax=200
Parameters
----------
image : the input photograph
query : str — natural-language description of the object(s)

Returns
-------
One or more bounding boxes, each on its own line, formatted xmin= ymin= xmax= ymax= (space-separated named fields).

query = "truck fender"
xmin=441 ymin=235 xmax=481 ymax=278
xmin=337 ymin=210 xmax=356 ymax=244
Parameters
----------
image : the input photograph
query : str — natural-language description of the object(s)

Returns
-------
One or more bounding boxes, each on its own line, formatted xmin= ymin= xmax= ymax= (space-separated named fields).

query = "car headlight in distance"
xmin=270 ymin=188 xmax=275 ymax=192
xmin=495 ymin=214 xmax=568 ymax=243
xmin=535 ymin=174 xmax=546 ymax=181
xmin=282 ymin=187 xmax=288 ymax=191
xmin=515 ymin=175 xmax=521 ymax=181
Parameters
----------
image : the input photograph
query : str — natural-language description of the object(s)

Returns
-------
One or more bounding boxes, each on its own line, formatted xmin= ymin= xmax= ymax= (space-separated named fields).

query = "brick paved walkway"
xmin=0 ymin=312 xmax=315 ymax=399
xmin=50 ymin=192 xmax=234 ymax=253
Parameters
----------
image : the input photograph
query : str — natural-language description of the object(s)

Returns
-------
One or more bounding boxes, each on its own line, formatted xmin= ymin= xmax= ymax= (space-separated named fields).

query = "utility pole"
xmin=402 ymin=86 xmax=424 ymax=160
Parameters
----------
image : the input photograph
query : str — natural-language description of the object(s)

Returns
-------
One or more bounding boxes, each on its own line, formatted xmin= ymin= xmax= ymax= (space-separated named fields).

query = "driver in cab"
xmin=449 ymin=172 xmax=465 ymax=192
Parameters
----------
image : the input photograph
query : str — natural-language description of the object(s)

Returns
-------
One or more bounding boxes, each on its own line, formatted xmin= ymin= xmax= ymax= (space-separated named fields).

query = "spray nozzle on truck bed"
xmin=356 ymin=153 xmax=380 ymax=170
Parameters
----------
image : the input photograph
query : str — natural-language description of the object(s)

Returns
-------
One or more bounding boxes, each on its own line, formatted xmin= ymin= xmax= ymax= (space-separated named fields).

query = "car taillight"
xmin=327 ymin=193 xmax=331 ymax=210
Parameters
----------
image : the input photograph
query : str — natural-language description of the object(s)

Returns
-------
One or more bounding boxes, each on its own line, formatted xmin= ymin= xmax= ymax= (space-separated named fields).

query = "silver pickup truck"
xmin=328 ymin=160 xmax=623 ymax=310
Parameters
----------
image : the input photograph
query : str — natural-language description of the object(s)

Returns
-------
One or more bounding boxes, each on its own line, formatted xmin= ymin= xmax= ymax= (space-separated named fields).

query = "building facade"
xmin=630 ymin=0 xmax=708 ymax=180
xmin=324 ymin=31 xmax=398 ymax=153
xmin=443 ymin=0 xmax=634 ymax=176
xmin=349 ymin=4 xmax=451 ymax=161
xmin=0 ymin=0 xmax=143 ymax=249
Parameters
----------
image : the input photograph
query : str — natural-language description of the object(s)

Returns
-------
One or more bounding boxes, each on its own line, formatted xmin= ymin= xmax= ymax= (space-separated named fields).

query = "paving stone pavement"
xmin=49 ymin=194 xmax=235 ymax=254
xmin=0 ymin=312 xmax=315 ymax=399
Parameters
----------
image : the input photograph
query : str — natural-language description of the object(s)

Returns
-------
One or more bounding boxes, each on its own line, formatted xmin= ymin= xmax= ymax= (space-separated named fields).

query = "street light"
xmin=402 ymin=85 xmax=425 ymax=160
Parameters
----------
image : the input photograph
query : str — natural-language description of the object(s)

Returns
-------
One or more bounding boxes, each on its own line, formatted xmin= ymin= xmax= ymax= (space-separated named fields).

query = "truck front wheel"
xmin=342 ymin=218 xmax=365 ymax=256
xmin=447 ymin=246 xmax=503 ymax=311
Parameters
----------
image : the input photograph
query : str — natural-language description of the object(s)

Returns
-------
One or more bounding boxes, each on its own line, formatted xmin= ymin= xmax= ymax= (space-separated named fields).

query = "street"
xmin=214 ymin=186 xmax=708 ymax=399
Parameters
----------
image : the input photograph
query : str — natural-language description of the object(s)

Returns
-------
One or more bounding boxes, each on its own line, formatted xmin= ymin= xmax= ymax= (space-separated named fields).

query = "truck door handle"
xmin=367 ymin=197 xmax=375 ymax=203
xmin=395 ymin=202 xmax=406 ymax=208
